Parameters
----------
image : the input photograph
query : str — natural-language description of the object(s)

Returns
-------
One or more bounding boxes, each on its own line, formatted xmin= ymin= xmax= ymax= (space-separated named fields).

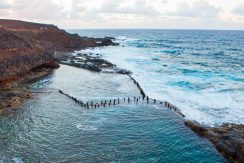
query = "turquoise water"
xmin=0 ymin=65 xmax=226 ymax=162
xmin=68 ymin=29 xmax=244 ymax=126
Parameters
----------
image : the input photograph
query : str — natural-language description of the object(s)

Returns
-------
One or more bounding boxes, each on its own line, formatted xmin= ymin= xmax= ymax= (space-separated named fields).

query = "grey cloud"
xmin=168 ymin=0 xmax=220 ymax=18
xmin=66 ymin=0 xmax=103 ymax=22
xmin=232 ymin=4 xmax=244 ymax=15
xmin=67 ymin=2 xmax=86 ymax=19
xmin=161 ymin=0 xmax=168 ymax=3
xmin=98 ymin=0 xmax=159 ymax=16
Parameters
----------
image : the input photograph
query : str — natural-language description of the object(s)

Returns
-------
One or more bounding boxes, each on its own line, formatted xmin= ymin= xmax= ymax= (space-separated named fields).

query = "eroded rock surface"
xmin=0 ymin=19 xmax=117 ymax=86
xmin=0 ymin=89 xmax=31 ymax=114
xmin=61 ymin=53 xmax=132 ymax=74
xmin=185 ymin=120 xmax=244 ymax=163
xmin=0 ymin=19 xmax=117 ymax=112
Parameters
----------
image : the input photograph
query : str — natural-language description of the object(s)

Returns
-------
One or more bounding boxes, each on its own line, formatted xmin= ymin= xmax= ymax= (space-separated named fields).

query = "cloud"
xmin=168 ymin=0 xmax=220 ymax=18
xmin=0 ymin=0 xmax=243 ymax=29
xmin=0 ymin=2 xmax=11 ymax=9
xmin=232 ymin=4 xmax=244 ymax=16
xmin=98 ymin=0 xmax=160 ymax=16
xmin=5 ymin=0 xmax=65 ymax=20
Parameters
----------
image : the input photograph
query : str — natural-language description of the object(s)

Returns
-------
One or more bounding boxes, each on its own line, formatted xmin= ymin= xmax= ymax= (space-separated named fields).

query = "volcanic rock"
xmin=185 ymin=120 xmax=244 ymax=163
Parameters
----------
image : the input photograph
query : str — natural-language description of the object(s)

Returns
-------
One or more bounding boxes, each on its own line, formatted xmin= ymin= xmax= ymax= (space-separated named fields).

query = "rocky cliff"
xmin=0 ymin=19 xmax=117 ymax=111
xmin=0 ymin=19 xmax=116 ymax=86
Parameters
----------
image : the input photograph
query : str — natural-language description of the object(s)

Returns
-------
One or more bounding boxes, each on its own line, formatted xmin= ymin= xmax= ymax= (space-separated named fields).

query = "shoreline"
xmin=57 ymin=60 xmax=244 ymax=163
xmin=0 ymin=19 xmax=243 ymax=162
xmin=185 ymin=121 xmax=244 ymax=163
xmin=1 ymin=60 xmax=243 ymax=162
xmin=0 ymin=66 xmax=56 ymax=114
xmin=0 ymin=19 xmax=117 ymax=112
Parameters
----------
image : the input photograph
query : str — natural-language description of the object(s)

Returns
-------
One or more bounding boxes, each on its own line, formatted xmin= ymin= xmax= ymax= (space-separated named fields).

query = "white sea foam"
xmin=79 ymin=36 xmax=244 ymax=126
xmin=75 ymin=123 xmax=97 ymax=131
xmin=12 ymin=157 xmax=24 ymax=163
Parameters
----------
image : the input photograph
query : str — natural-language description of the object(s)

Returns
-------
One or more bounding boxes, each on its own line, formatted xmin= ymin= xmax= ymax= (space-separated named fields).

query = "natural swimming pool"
xmin=0 ymin=65 xmax=226 ymax=162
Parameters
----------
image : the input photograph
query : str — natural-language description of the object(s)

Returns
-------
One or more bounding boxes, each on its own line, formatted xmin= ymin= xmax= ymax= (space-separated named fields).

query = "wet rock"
xmin=185 ymin=120 xmax=208 ymax=136
xmin=116 ymin=69 xmax=132 ymax=75
xmin=0 ymin=89 xmax=32 ymax=113
xmin=185 ymin=120 xmax=244 ymax=163
xmin=76 ymin=63 xmax=101 ymax=72
xmin=61 ymin=53 xmax=131 ymax=75
xmin=95 ymin=37 xmax=118 ymax=46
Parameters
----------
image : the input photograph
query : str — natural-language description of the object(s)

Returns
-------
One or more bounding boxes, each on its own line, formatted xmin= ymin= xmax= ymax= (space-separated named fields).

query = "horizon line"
xmin=65 ymin=28 xmax=244 ymax=31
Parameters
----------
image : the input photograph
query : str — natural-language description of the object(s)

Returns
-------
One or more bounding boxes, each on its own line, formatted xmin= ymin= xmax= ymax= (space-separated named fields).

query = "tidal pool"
xmin=0 ymin=65 xmax=227 ymax=162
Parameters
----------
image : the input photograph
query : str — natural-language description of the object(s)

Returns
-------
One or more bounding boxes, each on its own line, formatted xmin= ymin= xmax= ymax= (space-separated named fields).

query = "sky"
xmin=0 ymin=0 xmax=244 ymax=29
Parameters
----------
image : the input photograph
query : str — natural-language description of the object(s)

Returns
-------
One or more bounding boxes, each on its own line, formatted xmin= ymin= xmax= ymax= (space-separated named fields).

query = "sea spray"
xmin=76 ymin=29 xmax=244 ymax=126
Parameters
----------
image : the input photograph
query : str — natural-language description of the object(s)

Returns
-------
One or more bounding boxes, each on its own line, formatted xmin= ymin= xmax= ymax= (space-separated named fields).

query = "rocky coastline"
xmin=0 ymin=19 xmax=117 ymax=112
xmin=61 ymin=53 xmax=132 ymax=74
xmin=0 ymin=19 xmax=243 ymax=163
xmin=61 ymin=51 xmax=244 ymax=163
xmin=185 ymin=121 xmax=244 ymax=163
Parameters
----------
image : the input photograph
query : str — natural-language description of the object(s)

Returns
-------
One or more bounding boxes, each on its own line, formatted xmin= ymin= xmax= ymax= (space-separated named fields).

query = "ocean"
xmin=1 ymin=29 xmax=242 ymax=162
xmin=69 ymin=29 xmax=244 ymax=126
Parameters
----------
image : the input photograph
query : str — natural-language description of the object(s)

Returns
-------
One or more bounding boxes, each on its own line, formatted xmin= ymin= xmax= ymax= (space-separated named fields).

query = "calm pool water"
xmin=0 ymin=65 xmax=227 ymax=162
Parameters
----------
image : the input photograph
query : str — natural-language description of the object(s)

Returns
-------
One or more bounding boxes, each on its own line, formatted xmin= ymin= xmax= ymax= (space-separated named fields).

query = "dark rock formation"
xmin=61 ymin=53 xmax=131 ymax=74
xmin=0 ymin=19 xmax=117 ymax=86
xmin=185 ymin=120 xmax=244 ymax=163
xmin=0 ymin=19 xmax=117 ymax=112
xmin=0 ymin=89 xmax=31 ymax=113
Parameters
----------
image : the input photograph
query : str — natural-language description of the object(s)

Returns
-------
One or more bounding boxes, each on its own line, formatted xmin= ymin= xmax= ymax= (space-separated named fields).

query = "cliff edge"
xmin=0 ymin=19 xmax=116 ymax=112
xmin=0 ymin=19 xmax=116 ymax=86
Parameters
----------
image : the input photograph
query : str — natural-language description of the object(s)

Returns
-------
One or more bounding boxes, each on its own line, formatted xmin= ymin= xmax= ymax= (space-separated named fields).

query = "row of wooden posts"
xmin=128 ymin=75 xmax=146 ymax=98
xmin=58 ymin=90 xmax=180 ymax=113
xmin=58 ymin=75 xmax=185 ymax=117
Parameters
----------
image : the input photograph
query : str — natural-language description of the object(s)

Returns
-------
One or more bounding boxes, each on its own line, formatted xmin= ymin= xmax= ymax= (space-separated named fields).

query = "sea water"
xmin=69 ymin=29 xmax=244 ymax=126
xmin=0 ymin=65 xmax=226 ymax=162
